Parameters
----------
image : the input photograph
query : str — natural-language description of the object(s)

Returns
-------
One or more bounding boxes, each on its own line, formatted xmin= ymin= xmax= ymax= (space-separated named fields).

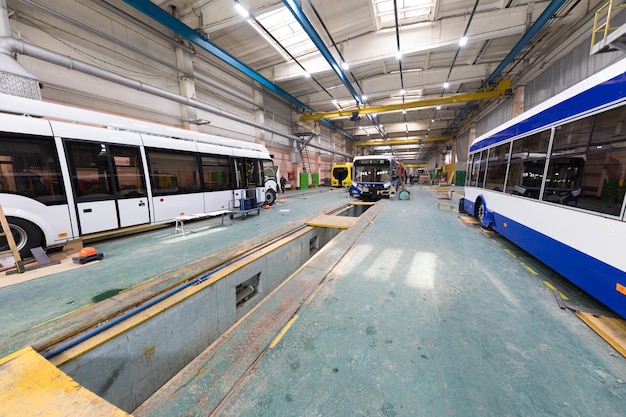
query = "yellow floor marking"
xmin=120 ymin=277 xmax=157 ymax=293
xmin=305 ymin=285 xmax=323 ymax=304
xmin=542 ymin=280 xmax=569 ymax=300
xmin=520 ymin=262 xmax=538 ymax=276
xmin=491 ymin=238 xmax=502 ymax=247
xmin=269 ymin=314 xmax=299 ymax=349
xmin=31 ymin=302 xmax=95 ymax=329
xmin=504 ymin=248 xmax=518 ymax=258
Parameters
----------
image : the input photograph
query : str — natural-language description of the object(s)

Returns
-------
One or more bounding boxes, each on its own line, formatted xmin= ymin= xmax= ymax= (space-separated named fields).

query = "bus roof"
xmin=470 ymin=58 xmax=626 ymax=153
xmin=0 ymin=93 xmax=267 ymax=154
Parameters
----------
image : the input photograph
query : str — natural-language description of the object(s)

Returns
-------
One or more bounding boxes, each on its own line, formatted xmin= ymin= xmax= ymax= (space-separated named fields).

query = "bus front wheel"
xmin=476 ymin=199 xmax=486 ymax=225
xmin=2 ymin=217 xmax=43 ymax=259
xmin=265 ymin=189 xmax=277 ymax=206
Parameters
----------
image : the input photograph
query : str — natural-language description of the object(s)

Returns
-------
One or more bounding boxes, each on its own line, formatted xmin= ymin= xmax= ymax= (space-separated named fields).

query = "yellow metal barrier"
xmin=591 ymin=0 xmax=626 ymax=52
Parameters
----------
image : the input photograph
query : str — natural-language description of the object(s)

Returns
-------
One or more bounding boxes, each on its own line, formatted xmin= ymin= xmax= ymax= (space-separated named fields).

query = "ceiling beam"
xmin=354 ymin=136 xmax=453 ymax=146
xmin=260 ymin=3 xmax=554 ymax=82
xmin=300 ymin=79 xmax=511 ymax=120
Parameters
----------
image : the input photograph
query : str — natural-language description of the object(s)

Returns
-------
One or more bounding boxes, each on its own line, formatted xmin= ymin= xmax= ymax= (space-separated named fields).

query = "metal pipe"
xmin=0 ymin=36 xmax=352 ymax=158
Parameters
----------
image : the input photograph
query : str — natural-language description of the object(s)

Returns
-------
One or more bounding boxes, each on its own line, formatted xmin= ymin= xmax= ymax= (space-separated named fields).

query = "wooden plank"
xmin=0 ymin=204 xmax=23 ymax=273
xmin=576 ymin=312 xmax=626 ymax=358
xmin=306 ymin=214 xmax=359 ymax=229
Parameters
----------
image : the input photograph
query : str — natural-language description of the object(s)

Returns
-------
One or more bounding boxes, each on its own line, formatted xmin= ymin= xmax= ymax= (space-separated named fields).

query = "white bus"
xmin=0 ymin=94 xmax=279 ymax=258
xmin=351 ymin=155 xmax=404 ymax=200
xmin=461 ymin=58 xmax=626 ymax=319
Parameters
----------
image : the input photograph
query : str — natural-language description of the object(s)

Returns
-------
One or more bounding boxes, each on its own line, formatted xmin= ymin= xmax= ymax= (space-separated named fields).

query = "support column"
xmin=512 ymin=85 xmax=525 ymax=118
xmin=253 ymin=88 xmax=265 ymax=145
xmin=175 ymin=46 xmax=198 ymax=130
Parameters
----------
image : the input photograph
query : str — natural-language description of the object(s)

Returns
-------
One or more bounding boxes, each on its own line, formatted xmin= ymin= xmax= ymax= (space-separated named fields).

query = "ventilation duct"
xmin=0 ymin=0 xmax=41 ymax=99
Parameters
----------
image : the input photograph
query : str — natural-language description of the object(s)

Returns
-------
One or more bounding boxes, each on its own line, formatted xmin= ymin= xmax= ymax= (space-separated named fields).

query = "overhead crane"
xmin=300 ymin=79 xmax=512 ymax=121
xmin=354 ymin=136 xmax=452 ymax=147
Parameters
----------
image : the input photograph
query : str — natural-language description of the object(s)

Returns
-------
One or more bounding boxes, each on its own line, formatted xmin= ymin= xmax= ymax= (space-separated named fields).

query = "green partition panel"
xmin=455 ymin=171 xmax=466 ymax=186
xmin=300 ymin=173 xmax=309 ymax=189
xmin=312 ymin=173 xmax=319 ymax=187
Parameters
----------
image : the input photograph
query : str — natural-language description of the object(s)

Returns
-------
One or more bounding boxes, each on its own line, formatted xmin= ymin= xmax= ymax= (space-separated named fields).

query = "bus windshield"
xmin=354 ymin=159 xmax=392 ymax=183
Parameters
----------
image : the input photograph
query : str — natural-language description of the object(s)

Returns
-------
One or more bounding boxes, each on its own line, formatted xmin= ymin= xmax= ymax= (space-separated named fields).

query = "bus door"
xmin=232 ymin=157 xmax=263 ymax=209
xmin=65 ymin=141 xmax=150 ymax=235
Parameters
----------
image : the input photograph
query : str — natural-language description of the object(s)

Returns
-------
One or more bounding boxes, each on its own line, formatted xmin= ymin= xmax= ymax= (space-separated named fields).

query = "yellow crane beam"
xmin=355 ymin=136 xmax=452 ymax=146
xmin=300 ymin=79 xmax=512 ymax=121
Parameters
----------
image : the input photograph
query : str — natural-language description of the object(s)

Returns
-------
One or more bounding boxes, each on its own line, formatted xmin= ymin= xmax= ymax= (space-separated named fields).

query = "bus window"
xmin=509 ymin=130 xmax=550 ymax=199
xmin=147 ymin=149 xmax=201 ymax=195
xmin=110 ymin=145 xmax=146 ymax=198
xmin=476 ymin=150 xmax=487 ymax=188
xmin=0 ymin=134 xmax=66 ymax=204
xmin=66 ymin=141 xmax=114 ymax=201
xmin=578 ymin=107 xmax=626 ymax=215
xmin=484 ymin=142 xmax=510 ymax=191
xmin=201 ymin=155 xmax=232 ymax=191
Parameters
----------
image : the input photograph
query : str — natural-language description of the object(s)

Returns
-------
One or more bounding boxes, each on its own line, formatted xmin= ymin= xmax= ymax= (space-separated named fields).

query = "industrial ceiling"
xmin=8 ymin=0 xmax=607 ymax=164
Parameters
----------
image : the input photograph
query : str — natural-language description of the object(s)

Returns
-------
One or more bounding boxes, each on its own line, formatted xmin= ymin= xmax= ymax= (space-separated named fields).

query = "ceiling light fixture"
xmin=361 ymin=94 xmax=368 ymax=101
xmin=395 ymin=50 xmax=403 ymax=60
xmin=459 ymin=36 xmax=468 ymax=46
xmin=234 ymin=1 xmax=249 ymax=18
xmin=304 ymin=71 xmax=311 ymax=78
xmin=341 ymin=62 xmax=350 ymax=70
xmin=443 ymin=81 xmax=449 ymax=89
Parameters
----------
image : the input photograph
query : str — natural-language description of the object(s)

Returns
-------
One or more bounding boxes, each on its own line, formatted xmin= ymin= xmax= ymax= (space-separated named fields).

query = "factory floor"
xmin=2 ymin=185 xmax=626 ymax=416
xmin=136 ymin=185 xmax=626 ymax=417
xmin=0 ymin=186 xmax=344 ymax=358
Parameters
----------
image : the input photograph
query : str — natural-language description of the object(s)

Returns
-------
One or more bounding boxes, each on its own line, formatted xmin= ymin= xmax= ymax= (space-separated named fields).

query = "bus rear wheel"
xmin=2 ymin=217 xmax=43 ymax=259
xmin=265 ymin=189 xmax=277 ymax=206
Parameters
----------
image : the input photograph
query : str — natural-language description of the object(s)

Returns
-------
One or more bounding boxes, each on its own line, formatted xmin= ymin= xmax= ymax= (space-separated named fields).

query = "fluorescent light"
xmin=234 ymin=2 xmax=249 ymax=17
xmin=443 ymin=81 xmax=449 ymax=88
xmin=395 ymin=50 xmax=403 ymax=60
xmin=361 ymin=94 xmax=368 ymax=101
xmin=400 ymin=89 xmax=406 ymax=95
xmin=303 ymin=71 xmax=311 ymax=78
xmin=341 ymin=62 xmax=350 ymax=70
xmin=436 ymin=105 xmax=441 ymax=110
xmin=459 ymin=36 xmax=468 ymax=47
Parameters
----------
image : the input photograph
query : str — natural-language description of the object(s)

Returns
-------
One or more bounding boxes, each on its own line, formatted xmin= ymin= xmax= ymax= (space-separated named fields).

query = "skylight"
xmin=372 ymin=0 xmax=434 ymax=29
xmin=251 ymin=7 xmax=318 ymax=61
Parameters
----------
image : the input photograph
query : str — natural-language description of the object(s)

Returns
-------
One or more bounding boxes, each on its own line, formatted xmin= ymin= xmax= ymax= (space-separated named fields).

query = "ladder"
xmin=295 ymin=131 xmax=315 ymax=180
xmin=0 ymin=204 xmax=24 ymax=273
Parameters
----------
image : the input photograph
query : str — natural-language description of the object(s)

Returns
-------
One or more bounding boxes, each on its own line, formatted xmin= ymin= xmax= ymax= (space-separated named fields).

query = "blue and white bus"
xmin=351 ymin=155 xmax=404 ymax=200
xmin=0 ymin=94 xmax=279 ymax=258
xmin=461 ymin=58 xmax=626 ymax=319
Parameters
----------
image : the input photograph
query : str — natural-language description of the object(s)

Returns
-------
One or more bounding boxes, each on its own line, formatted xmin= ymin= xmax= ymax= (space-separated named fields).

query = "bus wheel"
xmin=475 ymin=199 xmax=486 ymax=226
xmin=265 ymin=189 xmax=277 ymax=206
xmin=3 ymin=217 xmax=43 ymax=259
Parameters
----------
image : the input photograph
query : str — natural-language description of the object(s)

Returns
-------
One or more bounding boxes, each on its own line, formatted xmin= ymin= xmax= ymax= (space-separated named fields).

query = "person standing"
xmin=280 ymin=176 xmax=287 ymax=193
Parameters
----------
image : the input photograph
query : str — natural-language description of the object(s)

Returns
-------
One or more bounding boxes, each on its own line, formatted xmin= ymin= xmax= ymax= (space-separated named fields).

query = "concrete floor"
xmin=136 ymin=185 xmax=626 ymax=417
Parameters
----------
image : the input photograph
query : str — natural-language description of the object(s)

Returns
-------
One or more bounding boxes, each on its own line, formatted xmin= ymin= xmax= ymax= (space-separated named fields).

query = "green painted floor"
xmin=139 ymin=185 xmax=626 ymax=417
